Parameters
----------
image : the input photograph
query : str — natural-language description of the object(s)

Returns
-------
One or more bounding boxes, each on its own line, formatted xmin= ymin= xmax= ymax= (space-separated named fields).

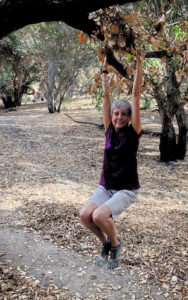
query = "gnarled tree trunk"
xmin=158 ymin=109 xmax=177 ymax=161
xmin=154 ymin=57 xmax=187 ymax=162
xmin=14 ymin=87 xmax=23 ymax=107
xmin=175 ymin=105 xmax=187 ymax=159
xmin=1 ymin=95 xmax=15 ymax=109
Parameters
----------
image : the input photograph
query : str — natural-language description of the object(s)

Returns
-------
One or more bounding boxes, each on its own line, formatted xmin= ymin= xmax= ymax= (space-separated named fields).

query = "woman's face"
xmin=112 ymin=108 xmax=130 ymax=132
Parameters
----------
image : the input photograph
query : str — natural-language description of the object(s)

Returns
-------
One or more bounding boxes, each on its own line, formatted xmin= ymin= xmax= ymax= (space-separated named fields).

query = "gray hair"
xmin=111 ymin=100 xmax=132 ymax=116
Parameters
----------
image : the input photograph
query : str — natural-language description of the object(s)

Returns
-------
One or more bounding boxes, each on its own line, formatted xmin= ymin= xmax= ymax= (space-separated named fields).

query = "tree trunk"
xmin=44 ymin=91 xmax=56 ymax=113
xmin=153 ymin=85 xmax=178 ymax=162
xmin=14 ymin=88 xmax=23 ymax=106
xmin=175 ymin=105 xmax=187 ymax=160
xmin=152 ymin=56 xmax=187 ymax=162
xmin=159 ymin=110 xmax=177 ymax=161
xmin=1 ymin=95 xmax=15 ymax=109
xmin=157 ymin=99 xmax=187 ymax=162
xmin=57 ymin=94 xmax=65 ymax=113
xmin=44 ymin=60 xmax=60 ymax=113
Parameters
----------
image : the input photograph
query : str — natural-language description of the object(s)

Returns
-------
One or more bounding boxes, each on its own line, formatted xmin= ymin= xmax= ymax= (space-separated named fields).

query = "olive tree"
xmin=0 ymin=33 xmax=38 ymax=108
xmin=30 ymin=22 xmax=97 ymax=113
xmin=87 ymin=0 xmax=187 ymax=161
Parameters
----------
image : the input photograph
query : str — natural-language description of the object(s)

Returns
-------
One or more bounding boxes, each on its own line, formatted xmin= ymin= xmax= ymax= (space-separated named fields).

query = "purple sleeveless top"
xmin=99 ymin=122 xmax=140 ymax=190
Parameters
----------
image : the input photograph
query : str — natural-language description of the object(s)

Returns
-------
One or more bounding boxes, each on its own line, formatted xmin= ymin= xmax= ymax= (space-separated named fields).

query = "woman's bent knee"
xmin=92 ymin=210 xmax=104 ymax=225
xmin=80 ymin=207 xmax=89 ymax=223
xmin=92 ymin=205 xmax=112 ymax=225
xmin=80 ymin=203 xmax=97 ymax=223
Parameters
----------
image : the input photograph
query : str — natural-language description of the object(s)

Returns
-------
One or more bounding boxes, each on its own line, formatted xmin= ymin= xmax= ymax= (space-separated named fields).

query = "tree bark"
xmin=0 ymin=0 xmax=140 ymax=40
xmin=159 ymin=110 xmax=177 ymax=161
xmin=45 ymin=91 xmax=56 ymax=113
xmin=154 ymin=85 xmax=177 ymax=161
xmin=44 ymin=60 xmax=60 ymax=113
xmin=153 ymin=57 xmax=187 ymax=162
xmin=159 ymin=104 xmax=187 ymax=161
xmin=1 ymin=95 xmax=15 ymax=109
xmin=175 ymin=105 xmax=187 ymax=160
xmin=14 ymin=87 xmax=23 ymax=107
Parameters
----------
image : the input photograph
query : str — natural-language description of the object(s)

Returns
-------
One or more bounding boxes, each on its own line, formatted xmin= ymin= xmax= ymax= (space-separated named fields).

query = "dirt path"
xmin=0 ymin=220 xmax=167 ymax=299
xmin=0 ymin=99 xmax=187 ymax=299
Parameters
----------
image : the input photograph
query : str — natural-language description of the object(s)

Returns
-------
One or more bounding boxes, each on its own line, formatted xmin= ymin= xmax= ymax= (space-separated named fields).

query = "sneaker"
xmin=107 ymin=239 xmax=123 ymax=269
xmin=96 ymin=239 xmax=111 ymax=266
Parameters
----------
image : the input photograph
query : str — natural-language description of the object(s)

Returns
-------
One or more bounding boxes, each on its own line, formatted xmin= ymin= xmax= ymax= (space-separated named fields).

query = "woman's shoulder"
xmin=105 ymin=122 xmax=113 ymax=134
xmin=127 ymin=123 xmax=141 ymax=139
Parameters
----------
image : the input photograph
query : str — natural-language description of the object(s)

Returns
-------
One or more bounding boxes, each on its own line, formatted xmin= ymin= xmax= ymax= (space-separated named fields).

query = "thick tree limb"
xmin=0 ymin=0 xmax=166 ymax=79
xmin=145 ymin=50 xmax=173 ymax=59
xmin=105 ymin=47 xmax=128 ymax=78
xmin=0 ymin=1 xmax=173 ymax=85
xmin=104 ymin=49 xmax=174 ymax=79
xmin=0 ymin=0 xmax=140 ymax=40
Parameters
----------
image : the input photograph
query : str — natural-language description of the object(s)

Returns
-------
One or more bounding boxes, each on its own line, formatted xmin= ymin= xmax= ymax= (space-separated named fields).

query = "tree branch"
xmin=145 ymin=50 xmax=173 ymax=58
xmin=0 ymin=0 xmax=140 ymax=40
xmin=64 ymin=113 xmax=104 ymax=128
xmin=103 ymin=49 xmax=173 ymax=79
xmin=105 ymin=47 xmax=128 ymax=78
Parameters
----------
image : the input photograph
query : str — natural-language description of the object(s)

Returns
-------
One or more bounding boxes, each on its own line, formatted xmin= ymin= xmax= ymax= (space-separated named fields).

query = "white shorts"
xmin=88 ymin=185 xmax=139 ymax=219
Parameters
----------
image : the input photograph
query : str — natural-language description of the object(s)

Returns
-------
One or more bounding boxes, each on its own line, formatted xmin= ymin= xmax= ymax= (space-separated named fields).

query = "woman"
xmin=80 ymin=49 xmax=145 ymax=269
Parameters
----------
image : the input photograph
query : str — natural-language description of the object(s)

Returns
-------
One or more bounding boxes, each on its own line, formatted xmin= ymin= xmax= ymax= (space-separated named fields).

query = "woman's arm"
xmin=131 ymin=49 xmax=145 ymax=135
xmin=102 ymin=58 xmax=111 ymax=131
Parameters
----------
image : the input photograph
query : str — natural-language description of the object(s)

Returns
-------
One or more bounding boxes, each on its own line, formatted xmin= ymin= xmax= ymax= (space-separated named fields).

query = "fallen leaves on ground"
xmin=0 ymin=261 xmax=73 ymax=299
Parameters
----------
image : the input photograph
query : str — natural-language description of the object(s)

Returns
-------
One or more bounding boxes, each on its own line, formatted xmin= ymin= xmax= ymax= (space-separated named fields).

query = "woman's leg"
xmin=92 ymin=204 xmax=123 ymax=269
xmin=80 ymin=202 xmax=108 ymax=244
xmin=92 ymin=204 xmax=120 ymax=247
xmin=93 ymin=188 xmax=139 ymax=247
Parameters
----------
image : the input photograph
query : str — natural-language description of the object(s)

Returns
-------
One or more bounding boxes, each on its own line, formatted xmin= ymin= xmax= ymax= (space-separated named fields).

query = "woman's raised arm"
xmin=102 ymin=57 xmax=111 ymax=131
xmin=131 ymin=49 xmax=145 ymax=135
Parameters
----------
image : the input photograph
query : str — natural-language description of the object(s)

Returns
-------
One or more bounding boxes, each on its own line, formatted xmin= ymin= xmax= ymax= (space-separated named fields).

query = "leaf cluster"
xmin=84 ymin=0 xmax=188 ymax=100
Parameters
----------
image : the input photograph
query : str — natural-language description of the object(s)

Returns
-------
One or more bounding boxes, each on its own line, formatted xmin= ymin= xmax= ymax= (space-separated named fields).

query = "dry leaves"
xmin=0 ymin=261 xmax=73 ymax=299
xmin=124 ymin=12 xmax=139 ymax=23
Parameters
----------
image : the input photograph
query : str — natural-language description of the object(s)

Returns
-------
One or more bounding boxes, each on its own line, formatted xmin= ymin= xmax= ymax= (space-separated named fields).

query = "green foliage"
xmin=142 ymin=95 xmax=155 ymax=110
xmin=0 ymin=21 xmax=99 ymax=109
xmin=0 ymin=30 xmax=41 ymax=107
xmin=0 ymin=33 xmax=24 ymax=59
xmin=124 ymin=52 xmax=132 ymax=63
xmin=172 ymin=24 xmax=188 ymax=40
